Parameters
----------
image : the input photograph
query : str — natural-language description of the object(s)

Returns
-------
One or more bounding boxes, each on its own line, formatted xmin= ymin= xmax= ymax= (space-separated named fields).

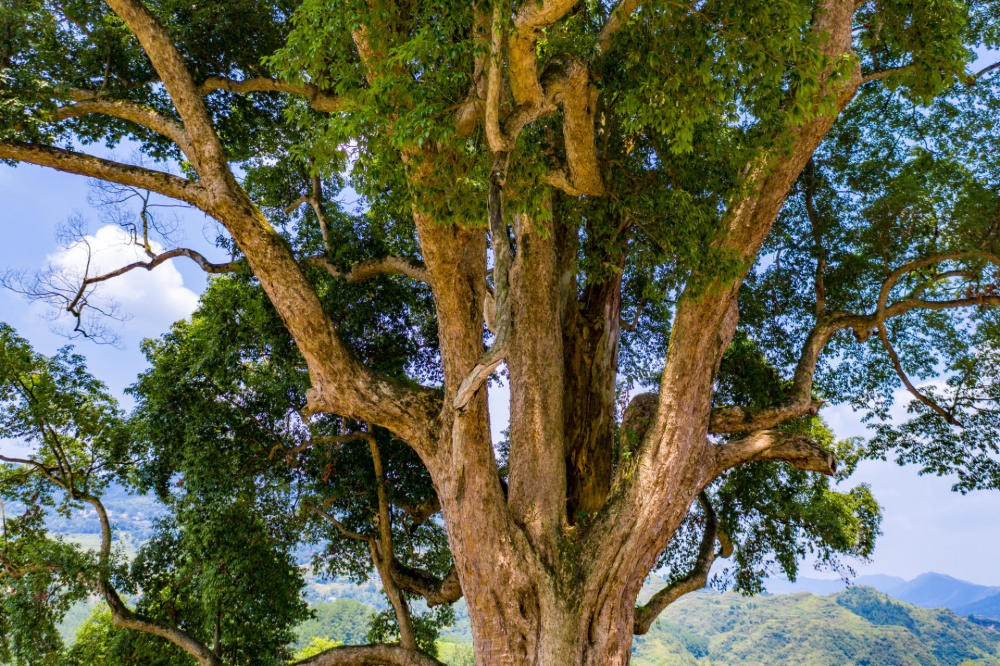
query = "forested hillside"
xmin=632 ymin=587 xmax=1000 ymax=665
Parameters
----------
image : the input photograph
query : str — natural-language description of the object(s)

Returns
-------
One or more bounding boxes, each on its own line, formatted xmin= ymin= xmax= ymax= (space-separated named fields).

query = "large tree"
xmin=2 ymin=1 xmax=999 ymax=664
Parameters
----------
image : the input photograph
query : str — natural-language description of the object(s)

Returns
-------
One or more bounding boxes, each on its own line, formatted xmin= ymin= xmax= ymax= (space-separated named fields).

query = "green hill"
xmin=633 ymin=587 xmax=1000 ymax=665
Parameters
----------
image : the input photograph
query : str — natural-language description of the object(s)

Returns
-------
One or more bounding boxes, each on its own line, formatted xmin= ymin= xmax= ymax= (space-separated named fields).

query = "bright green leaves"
xmin=0 ymin=323 xmax=122 ymax=666
xmin=60 ymin=608 xmax=190 ymax=666
xmin=857 ymin=0 xmax=970 ymax=102
xmin=0 ymin=323 xmax=126 ymax=502
xmin=711 ymin=437 xmax=881 ymax=594
xmin=273 ymin=0 xmax=484 ymax=222
xmin=0 ymin=508 xmax=95 ymax=666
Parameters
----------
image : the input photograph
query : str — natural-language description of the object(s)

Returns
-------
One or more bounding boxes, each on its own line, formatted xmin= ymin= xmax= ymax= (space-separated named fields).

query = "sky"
xmin=2 ymin=161 xmax=1000 ymax=587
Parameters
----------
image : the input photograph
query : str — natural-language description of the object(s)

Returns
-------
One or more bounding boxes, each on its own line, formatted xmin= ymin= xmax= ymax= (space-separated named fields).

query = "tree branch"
xmin=0 ymin=142 xmax=208 ymax=209
xmin=862 ymin=65 xmax=914 ymax=84
xmin=102 ymin=0 xmax=229 ymax=180
xmin=306 ymin=255 xmax=430 ymax=284
xmin=85 ymin=494 xmax=220 ymax=666
xmin=198 ymin=77 xmax=343 ymax=113
xmin=711 ymin=250 xmax=1000 ymax=434
xmin=968 ymin=60 xmax=1000 ymax=82
xmin=67 ymin=247 xmax=238 ymax=313
xmin=292 ymin=644 xmax=445 ymax=666
xmin=633 ymin=493 xmax=732 ymax=634
xmin=598 ymin=0 xmax=643 ymax=53
xmin=714 ymin=430 xmax=838 ymax=476
xmin=47 ymin=98 xmax=195 ymax=160
xmin=390 ymin=562 xmax=462 ymax=607
xmin=453 ymin=155 xmax=512 ymax=410
xmin=877 ymin=324 xmax=962 ymax=427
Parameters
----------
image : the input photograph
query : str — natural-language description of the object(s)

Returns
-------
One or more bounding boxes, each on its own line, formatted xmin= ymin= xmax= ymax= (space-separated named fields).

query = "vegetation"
xmin=633 ymin=588 xmax=1000 ymax=665
xmin=2 ymin=0 xmax=1000 ymax=664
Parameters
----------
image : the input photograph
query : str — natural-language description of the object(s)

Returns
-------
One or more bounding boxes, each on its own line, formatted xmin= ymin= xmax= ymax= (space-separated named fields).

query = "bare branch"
xmin=0 ymin=142 xmax=208 ymax=209
xmin=714 ymin=430 xmax=838 ymax=476
xmin=877 ymin=325 xmax=962 ymax=427
xmin=73 ymin=247 xmax=237 ymax=294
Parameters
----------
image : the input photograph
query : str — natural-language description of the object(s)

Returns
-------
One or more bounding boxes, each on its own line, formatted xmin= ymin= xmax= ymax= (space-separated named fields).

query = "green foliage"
xmin=2 ymin=0 xmax=1000 ymax=659
xmin=631 ymin=589 xmax=1000 ymax=665
xmin=60 ymin=608 xmax=189 ymax=666
xmin=0 ymin=323 xmax=119 ymax=665
xmin=295 ymin=600 xmax=373 ymax=648
xmin=294 ymin=636 xmax=343 ymax=660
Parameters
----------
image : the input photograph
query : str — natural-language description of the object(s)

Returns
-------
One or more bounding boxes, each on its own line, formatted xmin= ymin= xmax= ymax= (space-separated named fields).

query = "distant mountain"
xmin=894 ymin=573 xmax=1000 ymax=610
xmin=767 ymin=572 xmax=1000 ymax=620
xmin=633 ymin=587 xmax=1000 ymax=666
xmin=960 ymin=594 xmax=1000 ymax=621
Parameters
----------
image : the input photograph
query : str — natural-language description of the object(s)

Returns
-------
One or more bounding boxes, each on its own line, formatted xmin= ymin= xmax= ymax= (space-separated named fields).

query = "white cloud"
xmin=45 ymin=224 xmax=199 ymax=340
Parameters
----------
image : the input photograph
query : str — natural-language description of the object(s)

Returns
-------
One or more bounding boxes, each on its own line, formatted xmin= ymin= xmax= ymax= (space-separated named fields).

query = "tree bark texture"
xmin=0 ymin=1 xmax=885 ymax=664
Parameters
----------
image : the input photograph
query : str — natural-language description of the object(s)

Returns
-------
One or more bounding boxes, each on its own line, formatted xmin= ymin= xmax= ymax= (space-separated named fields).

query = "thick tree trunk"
xmin=563 ymin=274 xmax=623 ymax=521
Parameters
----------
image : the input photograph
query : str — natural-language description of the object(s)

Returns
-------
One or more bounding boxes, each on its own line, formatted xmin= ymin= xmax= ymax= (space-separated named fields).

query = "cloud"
xmin=44 ymin=224 xmax=200 ymax=341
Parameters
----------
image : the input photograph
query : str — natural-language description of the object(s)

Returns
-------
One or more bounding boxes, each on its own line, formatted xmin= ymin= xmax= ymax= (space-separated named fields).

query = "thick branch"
xmin=508 ymin=0 xmax=579 ymax=105
xmin=390 ymin=562 xmax=463 ymax=606
xmin=0 ymin=142 xmax=208 ymax=209
xmin=715 ymin=430 xmax=837 ymax=476
xmin=598 ymin=0 xmax=643 ymax=52
xmin=544 ymin=58 xmax=604 ymax=195
xmin=47 ymin=98 xmax=195 ymax=160
xmin=292 ymin=645 xmax=445 ymax=666
xmin=633 ymin=493 xmax=732 ymax=634
xmin=306 ymin=255 xmax=430 ymax=284
xmin=199 ymin=77 xmax=343 ymax=113
xmin=103 ymin=0 xmax=229 ymax=179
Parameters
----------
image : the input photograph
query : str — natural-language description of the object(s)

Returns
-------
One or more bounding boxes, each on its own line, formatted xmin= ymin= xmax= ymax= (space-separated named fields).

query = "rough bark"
xmin=3 ymin=2 xmax=937 ymax=665
xmin=563 ymin=273 xmax=623 ymax=521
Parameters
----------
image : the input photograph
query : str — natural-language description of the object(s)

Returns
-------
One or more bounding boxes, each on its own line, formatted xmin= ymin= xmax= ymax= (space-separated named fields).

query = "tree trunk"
xmin=563 ymin=273 xmax=623 ymax=522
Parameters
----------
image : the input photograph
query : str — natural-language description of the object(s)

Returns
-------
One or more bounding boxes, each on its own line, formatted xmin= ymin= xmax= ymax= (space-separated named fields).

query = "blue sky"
xmin=2 ymin=161 xmax=1000 ymax=586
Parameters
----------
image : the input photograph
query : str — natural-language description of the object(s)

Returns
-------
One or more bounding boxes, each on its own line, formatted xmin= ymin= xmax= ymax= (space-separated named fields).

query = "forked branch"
xmin=711 ymin=251 xmax=999 ymax=434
